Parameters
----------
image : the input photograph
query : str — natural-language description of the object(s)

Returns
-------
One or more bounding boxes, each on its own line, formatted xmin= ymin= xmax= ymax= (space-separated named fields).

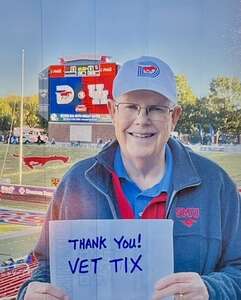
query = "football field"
xmin=0 ymin=199 xmax=45 ymax=261
xmin=0 ymin=143 xmax=240 ymax=261
xmin=0 ymin=143 xmax=97 ymax=187
xmin=0 ymin=143 xmax=240 ymax=186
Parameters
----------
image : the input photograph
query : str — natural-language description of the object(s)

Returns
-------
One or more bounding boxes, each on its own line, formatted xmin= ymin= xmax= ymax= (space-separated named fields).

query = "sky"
xmin=0 ymin=0 xmax=240 ymax=98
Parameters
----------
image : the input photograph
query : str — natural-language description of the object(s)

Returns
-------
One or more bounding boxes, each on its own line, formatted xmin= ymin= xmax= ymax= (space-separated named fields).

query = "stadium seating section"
xmin=0 ymin=259 xmax=38 ymax=299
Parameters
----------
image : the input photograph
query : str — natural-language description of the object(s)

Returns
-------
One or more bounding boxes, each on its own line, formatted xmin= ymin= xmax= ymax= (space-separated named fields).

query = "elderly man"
xmin=18 ymin=56 xmax=241 ymax=300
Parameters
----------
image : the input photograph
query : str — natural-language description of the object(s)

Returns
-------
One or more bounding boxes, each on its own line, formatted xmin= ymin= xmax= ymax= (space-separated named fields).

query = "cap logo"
xmin=137 ymin=61 xmax=160 ymax=78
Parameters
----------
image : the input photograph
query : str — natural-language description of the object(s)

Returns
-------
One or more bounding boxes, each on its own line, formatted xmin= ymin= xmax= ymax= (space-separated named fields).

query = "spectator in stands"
xmin=96 ymin=138 xmax=103 ymax=147
xmin=18 ymin=56 xmax=241 ymax=300
xmin=6 ymin=257 xmax=15 ymax=270
xmin=25 ymin=252 xmax=34 ymax=264
xmin=50 ymin=137 xmax=56 ymax=145
xmin=0 ymin=260 xmax=8 ymax=272
xmin=4 ymin=134 xmax=9 ymax=144
xmin=36 ymin=135 xmax=45 ymax=144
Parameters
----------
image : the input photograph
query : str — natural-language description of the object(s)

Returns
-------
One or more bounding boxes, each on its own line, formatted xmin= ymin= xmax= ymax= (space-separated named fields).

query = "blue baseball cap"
xmin=113 ymin=56 xmax=177 ymax=104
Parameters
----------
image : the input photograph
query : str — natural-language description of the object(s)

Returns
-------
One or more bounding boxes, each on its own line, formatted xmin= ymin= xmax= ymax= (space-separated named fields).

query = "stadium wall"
xmin=48 ymin=122 xmax=115 ymax=143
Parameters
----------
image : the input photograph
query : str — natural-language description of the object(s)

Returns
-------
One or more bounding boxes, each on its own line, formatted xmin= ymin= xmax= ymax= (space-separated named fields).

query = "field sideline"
xmin=0 ymin=143 xmax=240 ymax=187
xmin=0 ymin=143 xmax=240 ymax=260
xmin=0 ymin=143 xmax=97 ymax=187
xmin=196 ymin=151 xmax=241 ymax=187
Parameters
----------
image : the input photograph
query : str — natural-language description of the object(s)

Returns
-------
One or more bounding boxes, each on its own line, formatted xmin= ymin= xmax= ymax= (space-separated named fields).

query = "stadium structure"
xmin=39 ymin=54 xmax=118 ymax=144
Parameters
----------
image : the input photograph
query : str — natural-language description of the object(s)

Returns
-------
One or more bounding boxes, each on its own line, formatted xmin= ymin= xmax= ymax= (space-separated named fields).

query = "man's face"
xmin=108 ymin=90 xmax=182 ymax=161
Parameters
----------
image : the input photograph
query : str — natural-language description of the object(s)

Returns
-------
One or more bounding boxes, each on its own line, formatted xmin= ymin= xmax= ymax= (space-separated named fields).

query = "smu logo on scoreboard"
xmin=56 ymin=85 xmax=75 ymax=104
xmin=49 ymin=77 xmax=82 ymax=115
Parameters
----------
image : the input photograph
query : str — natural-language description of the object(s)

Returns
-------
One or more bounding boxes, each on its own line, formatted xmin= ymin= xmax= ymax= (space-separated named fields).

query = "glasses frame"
xmin=114 ymin=101 xmax=176 ymax=121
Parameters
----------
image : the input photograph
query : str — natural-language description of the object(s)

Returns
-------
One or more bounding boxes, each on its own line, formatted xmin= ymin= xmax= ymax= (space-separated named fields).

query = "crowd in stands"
xmin=0 ymin=253 xmax=34 ymax=273
xmin=0 ymin=253 xmax=37 ymax=299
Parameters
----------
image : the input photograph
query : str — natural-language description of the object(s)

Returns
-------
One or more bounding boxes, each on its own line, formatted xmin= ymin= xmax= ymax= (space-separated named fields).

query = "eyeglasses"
xmin=114 ymin=102 xmax=175 ymax=121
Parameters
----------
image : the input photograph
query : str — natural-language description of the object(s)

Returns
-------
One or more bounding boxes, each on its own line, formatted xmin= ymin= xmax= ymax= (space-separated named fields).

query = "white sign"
xmin=70 ymin=125 xmax=92 ymax=142
xmin=50 ymin=219 xmax=173 ymax=300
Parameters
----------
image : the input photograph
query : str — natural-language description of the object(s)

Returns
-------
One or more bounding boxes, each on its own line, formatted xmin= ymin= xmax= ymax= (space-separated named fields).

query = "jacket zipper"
xmin=166 ymin=189 xmax=177 ymax=218
xmin=166 ymin=182 xmax=201 ymax=218
xmin=85 ymin=162 xmax=118 ymax=219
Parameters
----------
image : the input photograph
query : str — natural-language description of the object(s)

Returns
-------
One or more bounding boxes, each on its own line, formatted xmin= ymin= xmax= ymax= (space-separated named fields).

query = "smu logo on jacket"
xmin=175 ymin=207 xmax=200 ymax=228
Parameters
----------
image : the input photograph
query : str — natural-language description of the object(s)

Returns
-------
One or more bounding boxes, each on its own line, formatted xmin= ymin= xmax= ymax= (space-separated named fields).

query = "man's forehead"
xmin=117 ymin=89 xmax=171 ymax=104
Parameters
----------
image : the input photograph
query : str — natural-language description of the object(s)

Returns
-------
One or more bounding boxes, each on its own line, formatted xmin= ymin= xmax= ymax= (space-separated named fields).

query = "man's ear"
xmin=171 ymin=105 xmax=182 ymax=131
xmin=107 ymin=100 xmax=116 ymax=120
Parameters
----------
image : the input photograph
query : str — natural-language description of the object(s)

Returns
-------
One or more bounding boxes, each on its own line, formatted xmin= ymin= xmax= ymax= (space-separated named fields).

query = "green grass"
xmin=0 ymin=143 xmax=97 ymax=187
xmin=0 ymin=143 xmax=240 ymax=187
xmin=197 ymin=152 xmax=241 ymax=187
xmin=0 ymin=224 xmax=33 ymax=234
xmin=0 ymin=232 xmax=41 ymax=261
xmin=0 ymin=201 xmax=43 ymax=260
xmin=0 ymin=143 xmax=240 ymax=260
xmin=0 ymin=199 xmax=48 ymax=211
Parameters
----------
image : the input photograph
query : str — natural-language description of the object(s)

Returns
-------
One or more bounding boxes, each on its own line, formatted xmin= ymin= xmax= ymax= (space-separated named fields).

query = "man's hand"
xmin=24 ymin=282 xmax=70 ymax=300
xmin=152 ymin=272 xmax=209 ymax=300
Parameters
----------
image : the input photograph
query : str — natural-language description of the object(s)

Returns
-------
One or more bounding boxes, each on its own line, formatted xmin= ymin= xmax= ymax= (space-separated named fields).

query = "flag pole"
xmin=19 ymin=49 xmax=24 ymax=184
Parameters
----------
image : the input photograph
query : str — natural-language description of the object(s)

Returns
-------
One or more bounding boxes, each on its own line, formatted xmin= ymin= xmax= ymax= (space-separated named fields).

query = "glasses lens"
xmin=117 ymin=103 xmax=139 ymax=119
xmin=116 ymin=103 xmax=172 ymax=121
xmin=148 ymin=106 xmax=170 ymax=121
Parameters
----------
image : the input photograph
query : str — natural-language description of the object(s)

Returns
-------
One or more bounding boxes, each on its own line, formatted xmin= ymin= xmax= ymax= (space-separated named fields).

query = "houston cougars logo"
xmin=13 ymin=154 xmax=69 ymax=169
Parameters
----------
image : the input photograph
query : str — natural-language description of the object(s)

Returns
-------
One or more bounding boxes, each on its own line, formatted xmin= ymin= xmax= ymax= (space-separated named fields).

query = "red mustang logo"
xmin=59 ymin=90 xmax=72 ymax=97
xmin=143 ymin=66 xmax=157 ymax=73
xmin=14 ymin=154 xmax=69 ymax=169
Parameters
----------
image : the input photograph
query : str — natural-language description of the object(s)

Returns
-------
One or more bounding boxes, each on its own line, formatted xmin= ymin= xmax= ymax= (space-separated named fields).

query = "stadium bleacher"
xmin=0 ymin=259 xmax=38 ymax=299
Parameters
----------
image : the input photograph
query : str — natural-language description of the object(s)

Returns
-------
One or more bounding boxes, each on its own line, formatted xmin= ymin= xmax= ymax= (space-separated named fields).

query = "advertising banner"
xmin=49 ymin=65 xmax=65 ymax=78
xmin=0 ymin=183 xmax=54 ymax=198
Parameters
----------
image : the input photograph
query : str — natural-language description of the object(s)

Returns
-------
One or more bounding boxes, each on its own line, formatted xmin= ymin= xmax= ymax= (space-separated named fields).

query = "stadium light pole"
xmin=19 ymin=49 xmax=24 ymax=185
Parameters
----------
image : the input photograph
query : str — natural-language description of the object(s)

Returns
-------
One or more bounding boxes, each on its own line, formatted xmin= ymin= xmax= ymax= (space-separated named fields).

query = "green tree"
xmin=0 ymin=94 xmax=43 ymax=131
xmin=176 ymin=74 xmax=197 ymax=105
xmin=175 ymin=74 xmax=198 ymax=135
xmin=0 ymin=100 xmax=12 ymax=132
xmin=206 ymin=76 xmax=241 ymax=141
xmin=24 ymin=95 xmax=41 ymax=128
xmin=2 ymin=95 xmax=22 ymax=129
xmin=209 ymin=77 xmax=241 ymax=108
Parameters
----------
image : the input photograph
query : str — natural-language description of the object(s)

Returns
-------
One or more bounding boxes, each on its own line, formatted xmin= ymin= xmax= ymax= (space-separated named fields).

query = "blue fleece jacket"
xmin=17 ymin=138 xmax=241 ymax=300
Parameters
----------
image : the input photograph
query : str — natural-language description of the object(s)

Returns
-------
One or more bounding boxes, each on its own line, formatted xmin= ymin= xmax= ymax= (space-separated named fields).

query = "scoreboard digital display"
xmin=39 ymin=62 xmax=118 ymax=123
